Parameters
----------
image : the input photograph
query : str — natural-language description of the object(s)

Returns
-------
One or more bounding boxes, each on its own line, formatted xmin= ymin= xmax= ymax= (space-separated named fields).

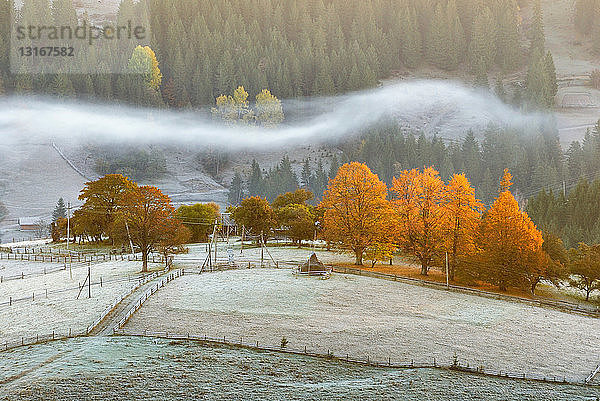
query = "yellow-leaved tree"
xmin=255 ymin=89 xmax=284 ymax=127
xmin=212 ymin=86 xmax=255 ymax=125
xmin=444 ymin=173 xmax=483 ymax=280
xmin=320 ymin=162 xmax=392 ymax=265
xmin=476 ymin=169 xmax=544 ymax=291
xmin=212 ymin=87 xmax=284 ymax=127
xmin=128 ymin=45 xmax=162 ymax=90
xmin=391 ymin=167 xmax=447 ymax=275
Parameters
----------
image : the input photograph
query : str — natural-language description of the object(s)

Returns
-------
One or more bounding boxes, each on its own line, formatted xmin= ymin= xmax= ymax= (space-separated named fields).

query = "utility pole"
xmin=445 ymin=252 xmax=449 ymax=289
xmin=563 ymin=180 xmax=566 ymax=197
xmin=125 ymin=222 xmax=135 ymax=254
xmin=240 ymin=225 xmax=245 ymax=254
xmin=88 ymin=264 xmax=91 ymax=298
xmin=260 ymin=231 xmax=264 ymax=267
xmin=67 ymin=202 xmax=71 ymax=280
xmin=214 ymin=219 xmax=218 ymax=265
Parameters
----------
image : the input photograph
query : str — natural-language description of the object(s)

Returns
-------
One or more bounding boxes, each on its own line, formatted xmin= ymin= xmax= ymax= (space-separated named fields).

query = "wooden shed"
xmin=18 ymin=217 xmax=38 ymax=231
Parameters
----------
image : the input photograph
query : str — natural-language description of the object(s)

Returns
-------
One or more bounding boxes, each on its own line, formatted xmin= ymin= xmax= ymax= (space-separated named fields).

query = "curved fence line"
xmin=113 ymin=269 xmax=183 ymax=332
xmin=333 ymin=267 xmax=600 ymax=318
xmin=114 ymin=330 xmax=599 ymax=388
xmin=85 ymin=270 xmax=164 ymax=334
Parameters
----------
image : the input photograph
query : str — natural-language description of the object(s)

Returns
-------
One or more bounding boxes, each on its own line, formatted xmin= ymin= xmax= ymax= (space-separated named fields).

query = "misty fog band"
xmin=14 ymin=20 xmax=147 ymax=46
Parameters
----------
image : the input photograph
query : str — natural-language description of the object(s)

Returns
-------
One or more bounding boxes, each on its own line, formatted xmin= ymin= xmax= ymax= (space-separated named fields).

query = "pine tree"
xmin=301 ymin=158 xmax=311 ymax=188
xmin=496 ymin=3 xmax=521 ymax=71
xmin=544 ymin=51 xmax=558 ymax=102
xmin=530 ymin=0 xmax=545 ymax=55
xmin=228 ymin=172 xmax=244 ymax=205
xmin=495 ymin=77 xmax=507 ymax=102
xmin=445 ymin=0 xmax=465 ymax=70
xmin=469 ymin=7 xmax=497 ymax=74
xmin=400 ymin=7 xmax=422 ymax=68
xmin=52 ymin=198 xmax=67 ymax=222
xmin=248 ymin=159 xmax=264 ymax=197
xmin=329 ymin=154 xmax=340 ymax=178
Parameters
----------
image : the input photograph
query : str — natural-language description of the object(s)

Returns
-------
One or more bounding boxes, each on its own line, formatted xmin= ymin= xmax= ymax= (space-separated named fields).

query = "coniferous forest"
xmin=0 ymin=0 xmax=557 ymax=109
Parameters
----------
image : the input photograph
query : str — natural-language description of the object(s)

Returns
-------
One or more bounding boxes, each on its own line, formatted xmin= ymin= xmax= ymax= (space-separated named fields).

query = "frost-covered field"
xmin=0 ymin=260 xmax=156 ymax=344
xmin=0 ymin=337 xmax=598 ymax=400
xmin=0 ymin=259 xmax=69 ymax=279
xmin=126 ymin=269 xmax=600 ymax=382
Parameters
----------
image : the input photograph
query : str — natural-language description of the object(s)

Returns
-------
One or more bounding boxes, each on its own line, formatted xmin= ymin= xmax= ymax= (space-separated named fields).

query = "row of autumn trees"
xmin=53 ymin=175 xmax=190 ymax=272
xmin=320 ymin=162 xmax=563 ymax=294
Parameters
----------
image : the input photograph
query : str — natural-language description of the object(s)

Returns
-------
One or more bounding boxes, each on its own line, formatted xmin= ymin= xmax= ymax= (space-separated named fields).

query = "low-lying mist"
xmin=0 ymin=80 xmax=551 ymax=150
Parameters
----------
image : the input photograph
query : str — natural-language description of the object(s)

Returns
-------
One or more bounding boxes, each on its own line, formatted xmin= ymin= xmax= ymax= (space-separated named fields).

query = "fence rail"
xmin=114 ymin=329 xmax=598 ymax=388
xmin=0 ymin=250 xmax=166 ymax=264
xmin=85 ymin=271 xmax=163 ymax=334
xmin=0 ymin=252 xmax=166 ymax=284
xmin=586 ymin=364 xmax=600 ymax=384
xmin=333 ymin=267 xmax=600 ymax=318
xmin=0 ymin=272 xmax=157 ymax=309
xmin=113 ymin=269 xmax=183 ymax=331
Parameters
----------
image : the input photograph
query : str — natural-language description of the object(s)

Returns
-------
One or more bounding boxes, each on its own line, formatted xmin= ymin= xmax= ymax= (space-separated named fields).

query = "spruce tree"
xmin=52 ymin=198 xmax=67 ymax=222
xmin=530 ymin=0 xmax=545 ymax=55
xmin=228 ymin=172 xmax=244 ymax=205
xmin=301 ymin=158 xmax=311 ymax=188
xmin=248 ymin=159 xmax=264 ymax=197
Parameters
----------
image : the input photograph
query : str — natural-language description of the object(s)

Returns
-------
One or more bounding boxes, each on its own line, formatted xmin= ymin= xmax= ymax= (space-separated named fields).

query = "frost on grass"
xmin=126 ymin=269 xmax=600 ymax=381
xmin=0 ymin=260 xmax=155 ymax=344
xmin=0 ymin=337 xmax=598 ymax=401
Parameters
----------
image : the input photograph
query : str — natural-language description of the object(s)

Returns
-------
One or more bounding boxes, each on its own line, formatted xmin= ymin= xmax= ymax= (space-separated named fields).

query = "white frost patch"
xmin=0 ymin=260 xmax=154 ymax=344
xmin=0 ymin=238 xmax=53 ymax=248
xmin=126 ymin=268 xmax=600 ymax=382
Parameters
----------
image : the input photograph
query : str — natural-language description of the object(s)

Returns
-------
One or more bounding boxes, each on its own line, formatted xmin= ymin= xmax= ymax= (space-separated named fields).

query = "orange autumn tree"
xmin=116 ymin=185 xmax=186 ymax=272
xmin=77 ymin=174 xmax=135 ymax=243
xmin=320 ymin=162 xmax=392 ymax=265
xmin=444 ymin=173 xmax=484 ymax=281
xmin=476 ymin=169 xmax=544 ymax=291
xmin=391 ymin=167 xmax=447 ymax=275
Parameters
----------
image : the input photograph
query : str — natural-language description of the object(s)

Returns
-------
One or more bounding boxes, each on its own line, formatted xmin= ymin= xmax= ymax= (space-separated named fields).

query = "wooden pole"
xmin=67 ymin=202 xmax=71 ymax=280
xmin=240 ymin=225 xmax=245 ymax=254
xmin=214 ymin=218 xmax=218 ymax=264
xmin=445 ymin=252 xmax=449 ymax=289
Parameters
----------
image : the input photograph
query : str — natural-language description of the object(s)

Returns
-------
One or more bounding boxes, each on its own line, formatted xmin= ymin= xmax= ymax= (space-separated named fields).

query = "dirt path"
xmin=88 ymin=273 xmax=168 ymax=336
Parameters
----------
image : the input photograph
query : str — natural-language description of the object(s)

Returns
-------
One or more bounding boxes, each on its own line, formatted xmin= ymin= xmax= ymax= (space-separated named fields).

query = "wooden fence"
xmin=333 ymin=266 xmax=600 ymax=318
xmin=114 ymin=329 xmax=599 ymax=388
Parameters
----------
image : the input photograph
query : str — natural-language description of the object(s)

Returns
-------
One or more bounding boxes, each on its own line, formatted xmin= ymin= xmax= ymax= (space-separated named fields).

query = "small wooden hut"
xmin=295 ymin=253 xmax=331 ymax=277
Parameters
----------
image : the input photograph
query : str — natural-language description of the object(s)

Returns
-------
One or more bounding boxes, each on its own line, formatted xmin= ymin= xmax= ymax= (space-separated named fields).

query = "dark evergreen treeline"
xmin=231 ymin=121 xmax=600 ymax=209
xmin=0 ymin=0 xmax=552 ymax=107
xmin=528 ymin=180 xmax=600 ymax=248
xmin=528 ymin=122 xmax=600 ymax=247
xmin=148 ymin=0 xmax=525 ymax=107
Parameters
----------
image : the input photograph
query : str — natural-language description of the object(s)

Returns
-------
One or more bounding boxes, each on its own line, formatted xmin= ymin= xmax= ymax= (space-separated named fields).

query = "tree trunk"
xmin=586 ymin=289 xmax=591 ymax=301
xmin=420 ymin=260 xmax=428 ymax=276
xmin=354 ymin=249 xmax=363 ymax=265
xmin=141 ymin=248 xmax=148 ymax=272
